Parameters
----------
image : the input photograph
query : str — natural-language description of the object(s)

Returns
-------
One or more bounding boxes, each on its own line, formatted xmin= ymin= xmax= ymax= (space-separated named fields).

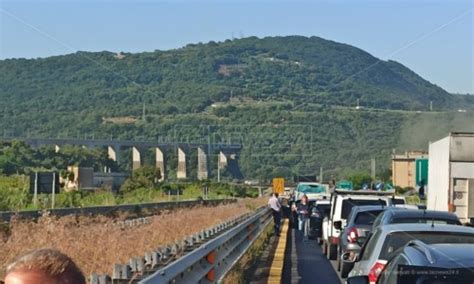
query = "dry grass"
xmin=0 ymin=199 xmax=265 ymax=278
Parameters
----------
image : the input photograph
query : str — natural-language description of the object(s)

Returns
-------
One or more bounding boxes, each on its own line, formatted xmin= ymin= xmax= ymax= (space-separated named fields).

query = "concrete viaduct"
xmin=5 ymin=137 xmax=242 ymax=181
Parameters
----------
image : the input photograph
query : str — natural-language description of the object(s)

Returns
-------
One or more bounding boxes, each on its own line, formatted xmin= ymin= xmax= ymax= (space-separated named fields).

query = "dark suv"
xmin=347 ymin=240 xmax=474 ymax=283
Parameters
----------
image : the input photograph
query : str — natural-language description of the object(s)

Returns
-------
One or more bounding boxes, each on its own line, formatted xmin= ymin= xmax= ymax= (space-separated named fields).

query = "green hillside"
xmin=0 ymin=36 xmax=473 ymax=180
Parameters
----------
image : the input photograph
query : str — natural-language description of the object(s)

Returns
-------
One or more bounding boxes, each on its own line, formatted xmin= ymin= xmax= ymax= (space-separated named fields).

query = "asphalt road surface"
xmin=283 ymin=227 xmax=342 ymax=284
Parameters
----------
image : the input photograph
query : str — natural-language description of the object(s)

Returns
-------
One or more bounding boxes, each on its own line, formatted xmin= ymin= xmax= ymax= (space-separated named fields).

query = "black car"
xmin=347 ymin=240 xmax=474 ymax=284
xmin=308 ymin=199 xmax=331 ymax=241
xmin=290 ymin=199 xmax=330 ymax=241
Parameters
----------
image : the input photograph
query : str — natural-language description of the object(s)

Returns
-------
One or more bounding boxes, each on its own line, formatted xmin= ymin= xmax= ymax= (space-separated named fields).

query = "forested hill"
xmin=1 ymin=36 xmax=472 ymax=119
xmin=1 ymin=36 xmax=473 ymax=180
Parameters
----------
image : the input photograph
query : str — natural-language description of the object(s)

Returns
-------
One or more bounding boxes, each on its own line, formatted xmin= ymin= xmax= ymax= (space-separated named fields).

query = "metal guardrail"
xmin=0 ymin=199 xmax=236 ymax=222
xmin=90 ymin=207 xmax=272 ymax=284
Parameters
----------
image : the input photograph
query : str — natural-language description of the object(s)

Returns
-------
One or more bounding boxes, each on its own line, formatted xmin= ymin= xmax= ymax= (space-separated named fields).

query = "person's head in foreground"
xmin=4 ymin=248 xmax=85 ymax=284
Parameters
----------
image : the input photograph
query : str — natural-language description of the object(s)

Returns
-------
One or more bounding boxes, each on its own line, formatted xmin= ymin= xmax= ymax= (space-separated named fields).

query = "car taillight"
xmin=347 ymin=227 xmax=358 ymax=243
xmin=330 ymin=236 xmax=339 ymax=245
xmin=368 ymin=260 xmax=387 ymax=284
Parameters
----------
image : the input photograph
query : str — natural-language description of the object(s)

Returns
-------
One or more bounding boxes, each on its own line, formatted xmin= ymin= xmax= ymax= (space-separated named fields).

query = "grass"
xmin=0 ymin=198 xmax=266 ymax=278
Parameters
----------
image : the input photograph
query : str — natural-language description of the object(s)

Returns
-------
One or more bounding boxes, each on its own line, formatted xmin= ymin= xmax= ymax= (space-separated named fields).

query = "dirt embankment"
xmin=0 ymin=198 xmax=266 ymax=278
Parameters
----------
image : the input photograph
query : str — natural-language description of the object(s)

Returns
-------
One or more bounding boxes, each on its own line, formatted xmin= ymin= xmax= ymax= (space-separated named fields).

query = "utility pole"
xmin=51 ymin=172 xmax=56 ymax=209
xmin=430 ymin=101 xmax=433 ymax=111
xmin=142 ymin=101 xmax=146 ymax=121
xmin=33 ymin=172 xmax=38 ymax=208
xmin=319 ymin=166 xmax=323 ymax=183
xmin=217 ymin=158 xmax=221 ymax=183
xmin=371 ymin=158 xmax=376 ymax=181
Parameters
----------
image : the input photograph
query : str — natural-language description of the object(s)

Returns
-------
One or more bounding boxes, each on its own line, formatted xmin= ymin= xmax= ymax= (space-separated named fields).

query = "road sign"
xmin=272 ymin=178 xmax=284 ymax=195
xmin=29 ymin=172 xmax=60 ymax=194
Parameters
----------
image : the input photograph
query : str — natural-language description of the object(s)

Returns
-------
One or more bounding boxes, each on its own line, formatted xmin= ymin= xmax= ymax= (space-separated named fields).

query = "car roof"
xmin=297 ymin=182 xmax=322 ymax=186
xmin=406 ymin=243 xmax=474 ymax=268
xmin=338 ymin=195 xmax=391 ymax=200
xmin=378 ymin=223 xmax=474 ymax=234
xmin=350 ymin=205 xmax=386 ymax=212
xmin=393 ymin=204 xmax=418 ymax=209
xmin=385 ymin=209 xmax=459 ymax=220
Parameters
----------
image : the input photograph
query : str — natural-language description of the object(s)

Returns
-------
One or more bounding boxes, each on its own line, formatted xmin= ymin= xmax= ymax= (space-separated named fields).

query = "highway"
xmin=283 ymin=227 xmax=342 ymax=284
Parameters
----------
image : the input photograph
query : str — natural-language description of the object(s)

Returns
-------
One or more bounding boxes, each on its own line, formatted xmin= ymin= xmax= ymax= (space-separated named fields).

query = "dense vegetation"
xmin=0 ymin=140 xmax=117 ymax=175
xmin=0 ymin=173 xmax=259 ymax=211
xmin=1 ymin=36 xmax=473 ymax=181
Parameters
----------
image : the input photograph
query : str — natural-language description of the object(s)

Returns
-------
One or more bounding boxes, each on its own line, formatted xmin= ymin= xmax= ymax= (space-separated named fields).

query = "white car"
xmin=322 ymin=190 xmax=395 ymax=261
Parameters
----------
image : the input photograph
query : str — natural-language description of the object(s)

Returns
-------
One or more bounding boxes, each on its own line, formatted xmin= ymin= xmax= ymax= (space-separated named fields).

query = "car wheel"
xmin=340 ymin=260 xmax=353 ymax=278
xmin=327 ymin=243 xmax=337 ymax=260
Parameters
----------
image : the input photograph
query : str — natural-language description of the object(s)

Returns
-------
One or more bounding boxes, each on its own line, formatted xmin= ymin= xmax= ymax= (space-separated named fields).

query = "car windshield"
xmin=380 ymin=231 xmax=474 ymax=260
xmin=341 ymin=199 xmax=387 ymax=220
xmin=298 ymin=184 xmax=326 ymax=193
xmin=391 ymin=217 xmax=461 ymax=225
xmin=354 ymin=210 xmax=384 ymax=225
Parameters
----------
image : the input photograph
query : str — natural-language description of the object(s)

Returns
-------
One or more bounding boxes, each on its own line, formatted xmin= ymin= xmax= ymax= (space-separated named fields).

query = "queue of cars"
xmin=288 ymin=182 xmax=474 ymax=283
xmin=314 ymin=188 xmax=474 ymax=284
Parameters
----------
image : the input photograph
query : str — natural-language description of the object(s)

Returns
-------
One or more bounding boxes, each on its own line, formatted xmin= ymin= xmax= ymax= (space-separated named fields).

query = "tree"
xmin=347 ymin=172 xmax=372 ymax=190
xmin=120 ymin=166 xmax=161 ymax=193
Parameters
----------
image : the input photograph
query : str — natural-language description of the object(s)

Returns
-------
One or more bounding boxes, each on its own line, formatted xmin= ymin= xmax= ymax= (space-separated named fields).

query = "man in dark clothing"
xmin=419 ymin=179 xmax=426 ymax=200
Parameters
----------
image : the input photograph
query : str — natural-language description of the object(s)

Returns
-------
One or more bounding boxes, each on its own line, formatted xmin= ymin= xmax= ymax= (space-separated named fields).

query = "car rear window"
xmin=341 ymin=199 xmax=387 ymax=220
xmin=354 ymin=210 xmax=384 ymax=225
xmin=391 ymin=217 xmax=461 ymax=225
xmin=392 ymin=198 xmax=405 ymax=205
xmin=316 ymin=204 xmax=331 ymax=217
xmin=380 ymin=232 xmax=474 ymax=260
xmin=398 ymin=265 xmax=474 ymax=284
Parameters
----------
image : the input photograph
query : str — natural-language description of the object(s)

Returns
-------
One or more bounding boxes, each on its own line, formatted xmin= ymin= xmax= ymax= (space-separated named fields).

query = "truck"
xmin=428 ymin=132 xmax=474 ymax=224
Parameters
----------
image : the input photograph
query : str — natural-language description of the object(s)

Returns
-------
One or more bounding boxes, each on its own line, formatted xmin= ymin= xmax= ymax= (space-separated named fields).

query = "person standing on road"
xmin=297 ymin=194 xmax=311 ymax=241
xmin=268 ymin=192 xmax=282 ymax=236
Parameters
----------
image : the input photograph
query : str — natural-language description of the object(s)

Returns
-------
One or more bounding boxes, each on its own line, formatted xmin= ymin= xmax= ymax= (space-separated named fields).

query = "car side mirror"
xmin=346 ymin=276 xmax=369 ymax=284
xmin=334 ymin=221 xmax=342 ymax=230
xmin=342 ymin=251 xmax=358 ymax=264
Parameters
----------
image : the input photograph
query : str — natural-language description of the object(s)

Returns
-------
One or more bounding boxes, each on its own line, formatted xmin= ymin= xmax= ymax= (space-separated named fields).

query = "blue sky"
xmin=0 ymin=0 xmax=472 ymax=94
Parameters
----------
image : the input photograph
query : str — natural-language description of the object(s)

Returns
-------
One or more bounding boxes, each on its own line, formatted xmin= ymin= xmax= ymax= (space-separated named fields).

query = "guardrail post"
xmin=206 ymin=250 xmax=216 ymax=282
xmin=248 ymin=223 xmax=256 ymax=240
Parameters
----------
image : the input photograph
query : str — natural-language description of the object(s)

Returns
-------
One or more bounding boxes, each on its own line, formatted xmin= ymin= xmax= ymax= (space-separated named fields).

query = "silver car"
xmin=338 ymin=205 xmax=385 ymax=278
xmin=347 ymin=223 xmax=474 ymax=284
